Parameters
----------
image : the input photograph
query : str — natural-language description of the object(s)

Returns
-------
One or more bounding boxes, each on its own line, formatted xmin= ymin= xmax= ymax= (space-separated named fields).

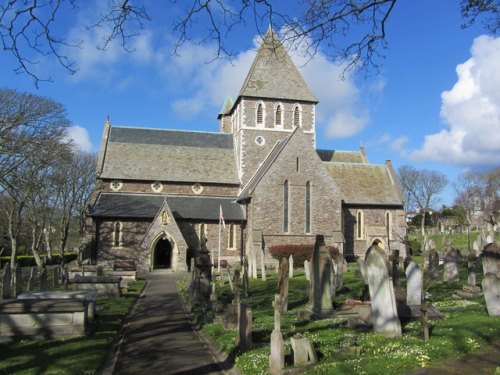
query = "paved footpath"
xmin=100 ymin=270 xmax=231 ymax=375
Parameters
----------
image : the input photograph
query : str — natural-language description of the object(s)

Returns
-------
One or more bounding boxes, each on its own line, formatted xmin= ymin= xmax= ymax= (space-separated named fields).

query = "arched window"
xmin=385 ymin=211 xmax=392 ymax=239
xmin=293 ymin=104 xmax=302 ymax=127
xmin=113 ymin=221 xmax=122 ymax=247
xmin=356 ymin=210 xmax=364 ymax=240
xmin=256 ymin=102 xmax=264 ymax=127
xmin=228 ymin=225 xmax=237 ymax=250
xmin=275 ymin=103 xmax=283 ymax=127
xmin=305 ymin=181 xmax=311 ymax=233
xmin=283 ymin=180 xmax=289 ymax=233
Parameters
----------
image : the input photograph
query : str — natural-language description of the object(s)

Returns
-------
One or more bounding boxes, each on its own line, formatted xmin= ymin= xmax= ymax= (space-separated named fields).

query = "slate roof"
xmin=238 ymin=28 xmax=318 ymax=103
xmin=323 ymin=163 xmax=403 ymax=206
xmin=90 ymin=193 xmax=246 ymax=221
xmin=98 ymin=126 xmax=240 ymax=184
xmin=317 ymin=149 xmax=365 ymax=163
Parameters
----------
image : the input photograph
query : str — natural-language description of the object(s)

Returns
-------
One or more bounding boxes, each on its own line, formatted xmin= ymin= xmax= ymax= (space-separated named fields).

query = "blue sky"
xmin=1 ymin=1 xmax=499 ymax=207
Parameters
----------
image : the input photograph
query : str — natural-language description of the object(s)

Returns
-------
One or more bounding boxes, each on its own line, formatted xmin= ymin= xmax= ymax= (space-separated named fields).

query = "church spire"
xmin=237 ymin=27 xmax=318 ymax=103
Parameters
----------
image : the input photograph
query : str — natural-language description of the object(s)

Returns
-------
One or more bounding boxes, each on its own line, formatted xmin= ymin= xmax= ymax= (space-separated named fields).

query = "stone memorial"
xmin=443 ymin=246 xmax=460 ymax=282
xmin=304 ymin=260 xmax=310 ymax=282
xmin=269 ymin=295 xmax=284 ymax=375
xmin=481 ymin=243 xmax=500 ymax=277
xmin=365 ymin=244 xmax=402 ymax=337
xmin=405 ymin=260 xmax=422 ymax=306
xmin=277 ymin=257 xmax=289 ymax=312
xmin=428 ymin=249 xmax=440 ymax=280
xmin=236 ymin=302 xmax=252 ymax=350
xmin=482 ymin=273 xmax=500 ymax=316
xmin=289 ymin=254 xmax=294 ymax=279
xmin=260 ymin=249 xmax=267 ymax=281
xmin=335 ymin=254 xmax=344 ymax=291
xmin=291 ymin=333 xmax=317 ymax=366
xmin=1 ymin=264 xmax=11 ymax=299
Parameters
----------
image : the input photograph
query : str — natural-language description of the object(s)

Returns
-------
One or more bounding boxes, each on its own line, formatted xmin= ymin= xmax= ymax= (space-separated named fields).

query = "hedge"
xmin=0 ymin=252 xmax=78 ymax=268
xmin=269 ymin=244 xmax=339 ymax=265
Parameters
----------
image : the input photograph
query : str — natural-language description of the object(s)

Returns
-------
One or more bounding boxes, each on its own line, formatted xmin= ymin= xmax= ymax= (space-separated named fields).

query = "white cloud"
xmin=67 ymin=125 xmax=93 ymax=152
xmin=410 ymin=35 xmax=500 ymax=166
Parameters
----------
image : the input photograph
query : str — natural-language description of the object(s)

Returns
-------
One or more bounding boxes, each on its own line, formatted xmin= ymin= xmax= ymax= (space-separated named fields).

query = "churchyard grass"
xmin=202 ymin=262 xmax=500 ymax=375
xmin=0 ymin=279 xmax=146 ymax=375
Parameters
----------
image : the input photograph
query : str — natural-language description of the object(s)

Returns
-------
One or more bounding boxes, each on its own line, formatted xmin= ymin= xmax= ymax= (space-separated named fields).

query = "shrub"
xmin=269 ymin=244 xmax=339 ymax=264
xmin=408 ymin=237 xmax=422 ymax=256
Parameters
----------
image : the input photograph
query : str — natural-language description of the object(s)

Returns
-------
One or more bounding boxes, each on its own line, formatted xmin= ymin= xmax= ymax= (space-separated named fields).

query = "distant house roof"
xmin=237 ymin=27 xmax=318 ymax=103
xmin=98 ymin=126 xmax=240 ymax=184
xmin=323 ymin=163 xmax=404 ymax=206
xmin=317 ymin=149 xmax=366 ymax=163
xmin=90 ymin=193 xmax=246 ymax=221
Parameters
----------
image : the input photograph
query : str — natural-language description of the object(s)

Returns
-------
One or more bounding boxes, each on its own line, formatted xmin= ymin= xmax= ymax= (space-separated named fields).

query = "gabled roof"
xmin=99 ymin=126 xmax=240 ymax=184
xmin=90 ymin=193 xmax=246 ymax=221
xmin=238 ymin=128 xmax=297 ymax=201
xmin=317 ymin=149 xmax=365 ymax=163
xmin=238 ymin=27 xmax=318 ymax=103
xmin=323 ymin=162 xmax=404 ymax=206
xmin=218 ymin=96 xmax=234 ymax=118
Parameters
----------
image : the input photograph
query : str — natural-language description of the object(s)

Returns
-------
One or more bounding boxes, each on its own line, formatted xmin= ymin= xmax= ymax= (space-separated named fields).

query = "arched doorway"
xmin=154 ymin=238 xmax=172 ymax=269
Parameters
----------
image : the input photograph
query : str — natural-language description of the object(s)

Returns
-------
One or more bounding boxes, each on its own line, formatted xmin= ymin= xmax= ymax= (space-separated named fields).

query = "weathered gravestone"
xmin=291 ymin=333 xmax=318 ymax=366
xmin=453 ymin=254 xmax=483 ymax=300
xmin=13 ymin=264 xmax=22 ymax=297
xmin=405 ymin=260 xmax=422 ymax=306
xmin=289 ymin=254 xmax=294 ymax=279
xmin=365 ymin=244 xmax=402 ymax=337
xmin=304 ymin=235 xmax=333 ymax=320
xmin=52 ymin=266 xmax=60 ymax=287
xmin=428 ymin=249 xmax=440 ymax=280
xmin=329 ymin=259 xmax=337 ymax=300
xmin=443 ymin=245 xmax=460 ymax=282
xmin=269 ymin=295 xmax=284 ymax=375
xmin=236 ymin=303 xmax=252 ymax=350
xmin=277 ymin=257 xmax=289 ymax=313
xmin=482 ymin=243 xmax=500 ymax=277
xmin=335 ymin=254 xmax=344 ymax=291
xmin=482 ymin=273 xmax=500 ymax=316
xmin=260 ymin=249 xmax=267 ymax=281
xmin=2 ymin=264 xmax=11 ymax=299
xmin=304 ymin=260 xmax=310 ymax=282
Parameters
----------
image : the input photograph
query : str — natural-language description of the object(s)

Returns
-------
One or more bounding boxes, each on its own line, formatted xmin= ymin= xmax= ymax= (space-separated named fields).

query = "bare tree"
xmin=453 ymin=170 xmax=484 ymax=227
xmin=1 ymin=1 xmax=497 ymax=84
xmin=398 ymin=165 xmax=448 ymax=236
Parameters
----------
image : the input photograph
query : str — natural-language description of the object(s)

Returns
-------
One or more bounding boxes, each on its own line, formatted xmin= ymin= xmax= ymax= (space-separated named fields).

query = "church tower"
xmin=225 ymin=27 xmax=319 ymax=186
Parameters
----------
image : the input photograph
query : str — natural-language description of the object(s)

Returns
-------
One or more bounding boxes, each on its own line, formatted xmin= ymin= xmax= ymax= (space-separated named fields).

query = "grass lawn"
xmin=0 ymin=279 xmax=146 ymax=375
xmin=201 ymin=260 xmax=500 ymax=375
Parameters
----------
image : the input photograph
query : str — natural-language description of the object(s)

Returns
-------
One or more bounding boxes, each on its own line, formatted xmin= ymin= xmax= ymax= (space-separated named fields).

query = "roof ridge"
xmin=112 ymin=126 xmax=231 ymax=136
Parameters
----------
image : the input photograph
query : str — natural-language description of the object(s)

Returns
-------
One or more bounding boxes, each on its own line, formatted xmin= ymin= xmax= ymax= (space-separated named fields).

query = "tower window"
xmin=275 ymin=104 xmax=283 ymax=127
xmin=228 ymin=225 xmax=237 ymax=250
xmin=293 ymin=105 xmax=302 ymax=127
xmin=256 ymin=102 xmax=264 ymax=127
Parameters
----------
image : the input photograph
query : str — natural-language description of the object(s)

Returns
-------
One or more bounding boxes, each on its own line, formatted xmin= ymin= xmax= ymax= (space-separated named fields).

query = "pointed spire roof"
xmin=238 ymin=27 xmax=318 ymax=103
xmin=218 ymin=96 xmax=234 ymax=119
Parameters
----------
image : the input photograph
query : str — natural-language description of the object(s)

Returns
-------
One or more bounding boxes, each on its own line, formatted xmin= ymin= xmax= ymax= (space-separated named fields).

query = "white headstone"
xmin=304 ymin=260 xmax=310 ymax=282
xmin=405 ymin=261 xmax=422 ymax=305
xmin=482 ymin=273 xmax=500 ymax=316
xmin=289 ymin=255 xmax=294 ymax=279
xmin=365 ymin=244 xmax=402 ymax=337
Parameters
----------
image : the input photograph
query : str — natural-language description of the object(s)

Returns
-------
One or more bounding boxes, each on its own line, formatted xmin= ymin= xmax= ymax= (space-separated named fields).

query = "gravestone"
xmin=482 ymin=273 xmax=500 ymax=316
xmin=329 ymin=260 xmax=337 ymax=300
xmin=251 ymin=247 xmax=258 ymax=279
xmin=304 ymin=260 xmax=310 ymax=282
xmin=27 ymin=267 xmax=37 ymax=292
xmin=13 ymin=264 xmax=22 ymax=297
xmin=277 ymin=257 xmax=289 ymax=312
xmin=63 ymin=266 xmax=70 ymax=290
xmin=269 ymin=295 xmax=284 ymax=375
xmin=443 ymin=246 xmax=460 ymax=282
xmin=428 ymin=249 xmax=440 ymax=280
xmin=390 ymin=250 xmax=401 ymax=286
xmin=289 ymin=255 xmax=294 ymax=279
xmin=2 ymin=264 xmax=11 ymax=299
xmin=365 ymin=244 xmax=402 ymax=337
xmin=242 ymin=257 xmax=249 ymax=298
xmin=453 ymin=253 xmax=483 ymax=299
xmin=291 ymin=333 xmax=318 ymax=366
xmin=236 ymin=303 xmax=252 ymax=350
xmin=481 ymin=243 xmax=500 ymax=277
xmin=306 ymin=235 xmax=333 ymax=319
xmin=52 ymin=266 xmax=60 ymax=287
xmin=405 ymin=260 xmax=422 ymax=306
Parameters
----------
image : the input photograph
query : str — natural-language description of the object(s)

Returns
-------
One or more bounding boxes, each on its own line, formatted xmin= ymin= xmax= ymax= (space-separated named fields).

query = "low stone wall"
xmin=73 ymin=275 xmax=122 ymax=297
xmin=0 ymin=299 xmax=91 ymax=340
xmin=103 ymin=271 xmax=136 ymax=288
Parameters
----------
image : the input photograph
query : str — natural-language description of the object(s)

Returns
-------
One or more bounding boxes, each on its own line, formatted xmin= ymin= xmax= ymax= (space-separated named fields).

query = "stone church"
xmin=88 ymin=28 xmax=406 ymax=273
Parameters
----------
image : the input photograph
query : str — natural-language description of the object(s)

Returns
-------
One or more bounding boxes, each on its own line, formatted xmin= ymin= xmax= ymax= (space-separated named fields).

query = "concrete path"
xmin=102 ymin=270 xmax=227 ymax=375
